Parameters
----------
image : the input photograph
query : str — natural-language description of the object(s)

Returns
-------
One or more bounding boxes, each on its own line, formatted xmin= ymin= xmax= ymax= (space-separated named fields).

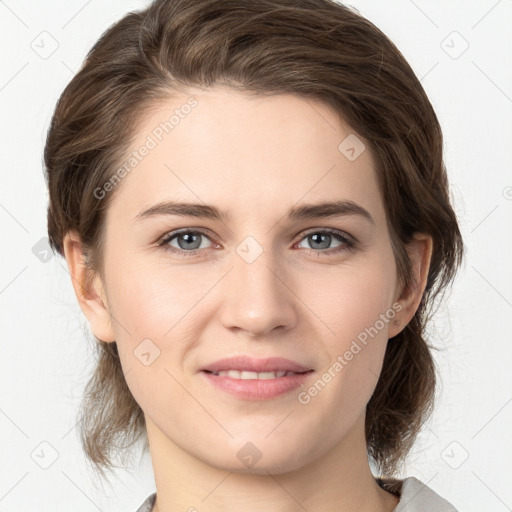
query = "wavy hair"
xmin=44 ymin=0 xmax=464 ymax=478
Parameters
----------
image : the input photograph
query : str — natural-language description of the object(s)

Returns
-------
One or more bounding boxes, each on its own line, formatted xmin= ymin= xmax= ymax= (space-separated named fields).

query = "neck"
xmin=146 ymin=414 xmax=398 ymax=512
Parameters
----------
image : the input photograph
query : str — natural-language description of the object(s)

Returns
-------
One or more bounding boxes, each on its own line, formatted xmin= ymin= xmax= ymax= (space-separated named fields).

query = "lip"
xmin=200 ymin=356 xmax=314 ymax=400
xmin=201 ymin=356 xmax=312 ymax=374
xmin=201 ymin=370 xmax=313 ymax=400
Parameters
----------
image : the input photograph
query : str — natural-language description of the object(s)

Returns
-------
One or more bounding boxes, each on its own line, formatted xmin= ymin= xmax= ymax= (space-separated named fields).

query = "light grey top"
xmin=134 ymin=476 xmax=458 ymax=511
xmin=386 ymin=476 xmax=458 ymax=511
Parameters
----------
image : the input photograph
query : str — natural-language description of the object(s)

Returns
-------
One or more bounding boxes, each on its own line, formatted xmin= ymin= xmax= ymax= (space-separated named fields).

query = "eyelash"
xmin=157 ymin=228 xmax=356 ymax=258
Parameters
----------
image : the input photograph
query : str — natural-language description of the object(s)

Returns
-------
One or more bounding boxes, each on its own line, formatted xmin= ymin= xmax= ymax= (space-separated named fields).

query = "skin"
xmin=63 ymin=86 xmax=432 ymax=512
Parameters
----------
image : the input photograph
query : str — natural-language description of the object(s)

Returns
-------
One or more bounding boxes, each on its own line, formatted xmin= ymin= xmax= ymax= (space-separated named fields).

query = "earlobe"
xmin=62 ymin=231 xmax=116 ymax=343
xmin=390 ymin=234 xmax=433 ymax=337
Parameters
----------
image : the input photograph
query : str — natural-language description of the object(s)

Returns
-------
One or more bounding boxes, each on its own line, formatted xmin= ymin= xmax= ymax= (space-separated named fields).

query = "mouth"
xmin=201 ymin=355 xmax=313 ymax=374
xmin=200 ymin=356 xmax=314 ymax=400
xmin=202 ymin=369 xmax=310 ymax=379
xmin=199 ymin=356 xmax=314 ymax=400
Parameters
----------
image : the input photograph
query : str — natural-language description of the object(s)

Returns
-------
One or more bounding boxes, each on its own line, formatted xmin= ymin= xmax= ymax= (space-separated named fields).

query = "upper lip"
xmin=201 ymin=356 xmax=312 ymax=373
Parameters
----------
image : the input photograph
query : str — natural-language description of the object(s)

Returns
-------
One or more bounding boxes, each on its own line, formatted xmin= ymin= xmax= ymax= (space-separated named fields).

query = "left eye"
xmin=296 ymin=231 xmax=352 ymax=251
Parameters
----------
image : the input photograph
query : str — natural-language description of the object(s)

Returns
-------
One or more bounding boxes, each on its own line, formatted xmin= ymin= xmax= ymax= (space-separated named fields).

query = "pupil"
xmin=179 ymin=233 xmax=201 ymax=250
xmin=310 ymin=233 xmax=330 ymax=249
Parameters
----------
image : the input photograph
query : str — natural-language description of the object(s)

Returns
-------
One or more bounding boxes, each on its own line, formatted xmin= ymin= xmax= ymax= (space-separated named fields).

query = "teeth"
xmin=214 ymin=370 xmax=295 ymax=379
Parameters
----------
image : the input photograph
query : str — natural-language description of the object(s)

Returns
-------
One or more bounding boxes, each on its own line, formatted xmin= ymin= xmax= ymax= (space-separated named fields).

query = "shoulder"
xmin=134 ymin=492 xmax=156 ymax=512
xmin=135 ymin=478 xmax=459 ymax=512
xmin=383 ymin=476 xmax=459 ymax=512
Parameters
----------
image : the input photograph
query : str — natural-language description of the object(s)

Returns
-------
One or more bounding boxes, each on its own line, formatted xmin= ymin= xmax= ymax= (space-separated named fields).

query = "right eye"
xmin=158 ymin=229 xmax=216 ymax=257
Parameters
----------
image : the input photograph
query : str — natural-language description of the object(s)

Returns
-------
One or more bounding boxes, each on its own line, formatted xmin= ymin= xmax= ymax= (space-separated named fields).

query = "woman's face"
xmin=93 ymin=86 xmax=405 ymax=473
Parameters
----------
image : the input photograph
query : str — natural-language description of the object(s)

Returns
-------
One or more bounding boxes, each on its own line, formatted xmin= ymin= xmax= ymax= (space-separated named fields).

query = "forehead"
xmin=105 ymin=86 xmax=386 ymax=229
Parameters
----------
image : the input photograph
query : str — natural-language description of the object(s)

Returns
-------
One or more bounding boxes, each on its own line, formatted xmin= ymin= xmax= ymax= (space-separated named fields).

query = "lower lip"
xmin=201 ymin=371 xmax=313 ymax=400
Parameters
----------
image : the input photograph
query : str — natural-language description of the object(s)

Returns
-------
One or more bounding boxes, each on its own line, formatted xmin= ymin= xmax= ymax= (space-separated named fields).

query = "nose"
xmin=219 ymin=247 xmax=298 ymax=338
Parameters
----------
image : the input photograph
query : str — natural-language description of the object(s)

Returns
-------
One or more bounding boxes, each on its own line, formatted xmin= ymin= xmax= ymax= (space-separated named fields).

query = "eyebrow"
xmin=134 ymin=199 xmax=374 ymax=225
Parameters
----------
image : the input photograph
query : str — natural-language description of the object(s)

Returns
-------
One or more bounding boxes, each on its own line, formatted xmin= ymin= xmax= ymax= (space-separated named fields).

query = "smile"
xmin=201 ymin=369 xmax=314 ymax=400
xmin=205 ymin=370 xmax=301 ymax=379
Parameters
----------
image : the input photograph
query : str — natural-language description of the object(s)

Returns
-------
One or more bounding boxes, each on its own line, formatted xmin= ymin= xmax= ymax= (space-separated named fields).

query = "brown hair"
xmin=44 ymin=0 xmax=463 ymax=479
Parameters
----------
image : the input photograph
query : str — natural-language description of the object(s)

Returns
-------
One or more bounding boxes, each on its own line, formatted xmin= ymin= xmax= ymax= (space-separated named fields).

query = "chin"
xmin=200 ymin=437 xmax=316 ymax=476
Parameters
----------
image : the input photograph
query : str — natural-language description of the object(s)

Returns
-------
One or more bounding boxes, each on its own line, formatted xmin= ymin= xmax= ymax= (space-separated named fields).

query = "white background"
xmin=1 ymin=0 xmax=511 ymax=510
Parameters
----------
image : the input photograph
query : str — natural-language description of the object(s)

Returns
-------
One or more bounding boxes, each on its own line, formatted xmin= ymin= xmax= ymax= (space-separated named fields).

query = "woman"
xmin=44 ymin=0 xmax=463 ymax=510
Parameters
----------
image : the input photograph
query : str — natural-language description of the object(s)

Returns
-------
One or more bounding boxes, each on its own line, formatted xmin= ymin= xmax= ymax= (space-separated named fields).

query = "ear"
xmin=62 ymin=231 xmax=116 ymax=343
xmin=389 ymin=233 xmax=433 ymax=338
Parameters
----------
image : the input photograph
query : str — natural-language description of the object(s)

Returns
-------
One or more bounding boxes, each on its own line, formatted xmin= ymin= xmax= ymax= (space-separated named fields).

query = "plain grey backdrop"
xmin=1 ymin=0 xmax=511 ymax=510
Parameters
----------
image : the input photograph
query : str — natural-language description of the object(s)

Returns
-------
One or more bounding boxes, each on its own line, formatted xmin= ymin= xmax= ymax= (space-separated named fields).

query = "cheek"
xmin=103 ymin=263 xmax=201 ymax=416
xmin=106 ymin=260 xmax=218 ymax=341
xmin=103 ymin=260 xmax=221 ymax=410
xmin=301 ymin=262 xmax=396 ymax=407
xmin=309 ymin=263 xmax=396 ymax=348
